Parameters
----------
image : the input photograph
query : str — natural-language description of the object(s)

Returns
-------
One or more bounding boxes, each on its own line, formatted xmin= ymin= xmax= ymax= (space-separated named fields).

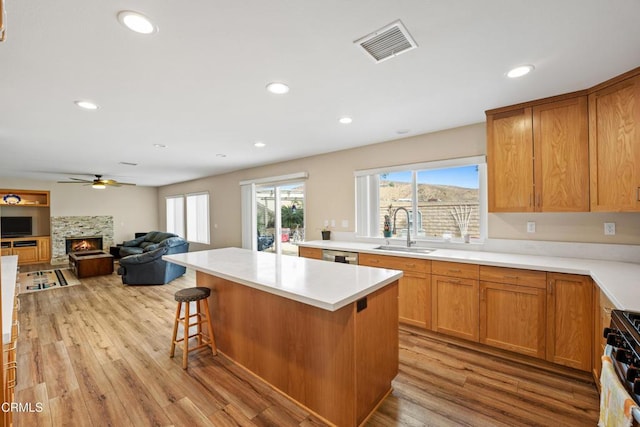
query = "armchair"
xmin=117 ymin=237 xmax=189 ymax=285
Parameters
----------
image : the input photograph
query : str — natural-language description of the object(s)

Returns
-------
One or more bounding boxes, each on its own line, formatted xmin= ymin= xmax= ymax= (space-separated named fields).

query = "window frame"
xmin=165 ymin=191 xmax=211 ymax=244
xmin=355 ymin=156 xmax=487 ymax=242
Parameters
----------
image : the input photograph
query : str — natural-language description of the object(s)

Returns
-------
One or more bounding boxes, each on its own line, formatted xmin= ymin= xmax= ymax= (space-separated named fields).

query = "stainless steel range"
xmin=604 ymin=309 xmax=640 ymax=422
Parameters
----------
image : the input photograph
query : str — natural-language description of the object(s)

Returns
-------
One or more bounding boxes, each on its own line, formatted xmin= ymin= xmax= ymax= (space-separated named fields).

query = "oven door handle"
xmin=604 ymin=345 xmax=640 ymax=423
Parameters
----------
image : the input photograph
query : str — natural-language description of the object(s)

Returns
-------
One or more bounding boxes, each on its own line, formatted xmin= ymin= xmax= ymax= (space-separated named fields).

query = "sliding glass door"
xmin=255 ymin=182 xmax=304 ymax=256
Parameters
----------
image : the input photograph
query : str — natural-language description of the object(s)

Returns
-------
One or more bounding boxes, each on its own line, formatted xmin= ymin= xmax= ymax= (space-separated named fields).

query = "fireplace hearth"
xmin=66 ymin=236 xmax=103 ymax=254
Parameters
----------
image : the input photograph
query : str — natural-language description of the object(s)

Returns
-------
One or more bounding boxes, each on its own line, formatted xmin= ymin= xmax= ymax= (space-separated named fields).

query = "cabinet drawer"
xmin=432 ymin=261 xmax=478 ymax=280
xmin=359 ymin=253 xmax=430 ymax=274
xmin=298 ymin=247 xmax=322 ymax=259
xmin=479 ymin=265 xmax=546 ymax=289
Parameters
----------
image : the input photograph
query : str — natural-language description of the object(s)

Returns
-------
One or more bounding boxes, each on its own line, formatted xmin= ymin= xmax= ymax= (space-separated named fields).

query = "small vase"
xmin=321 ymin=230 xmax=331 ymax=240
xmin=383 ymin=230 xmax=392 ymax=238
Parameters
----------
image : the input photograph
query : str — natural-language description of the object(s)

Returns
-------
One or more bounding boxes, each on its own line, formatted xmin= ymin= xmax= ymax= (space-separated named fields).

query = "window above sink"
xmin=354 ymin=155 xmax=488 ymax=244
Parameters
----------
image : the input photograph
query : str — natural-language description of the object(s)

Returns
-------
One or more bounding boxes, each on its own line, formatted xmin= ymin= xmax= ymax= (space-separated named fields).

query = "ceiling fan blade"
xmin=57 ymin=180 xmax=91 ymax=184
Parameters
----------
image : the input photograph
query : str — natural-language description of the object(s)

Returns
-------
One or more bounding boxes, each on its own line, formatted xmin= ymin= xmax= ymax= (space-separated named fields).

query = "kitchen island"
xmin=164 ymin=247 xmax=403 ymax=426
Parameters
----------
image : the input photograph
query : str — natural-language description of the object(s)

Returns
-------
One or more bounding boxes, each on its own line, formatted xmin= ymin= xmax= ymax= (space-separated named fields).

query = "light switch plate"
xmin=604 ymin=222 xmax=616 ymax=235
xmin=527 ymin=221 xmax=536 ymax=233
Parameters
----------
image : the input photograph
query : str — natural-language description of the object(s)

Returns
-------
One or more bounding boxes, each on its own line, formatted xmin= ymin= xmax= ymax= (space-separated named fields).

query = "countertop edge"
xmin=164 ymin=253 xmax=403 ymax=312
xmin=2 ymin=255 xmax=18 ymax=344
xmin=298 ymin=241 xmax=640 ymax=311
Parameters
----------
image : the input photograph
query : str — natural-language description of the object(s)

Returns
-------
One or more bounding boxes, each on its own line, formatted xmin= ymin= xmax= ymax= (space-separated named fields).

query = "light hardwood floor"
xmin=13 ymin=263 xmax=600 ymax=426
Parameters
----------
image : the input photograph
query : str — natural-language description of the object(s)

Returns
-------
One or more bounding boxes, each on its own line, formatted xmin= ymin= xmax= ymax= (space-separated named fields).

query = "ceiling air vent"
xmin=354 ymin=19 xmax=418 ymax=63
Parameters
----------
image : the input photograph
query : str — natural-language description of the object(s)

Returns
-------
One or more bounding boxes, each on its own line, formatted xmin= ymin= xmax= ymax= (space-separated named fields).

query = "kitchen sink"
xmin=374 ymin=245 xmax=435 ymax=254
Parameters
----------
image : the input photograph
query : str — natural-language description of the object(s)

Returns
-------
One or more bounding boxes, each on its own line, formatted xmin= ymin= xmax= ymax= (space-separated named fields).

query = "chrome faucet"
xmin=393 ymin=207 xmax=416 ymax=247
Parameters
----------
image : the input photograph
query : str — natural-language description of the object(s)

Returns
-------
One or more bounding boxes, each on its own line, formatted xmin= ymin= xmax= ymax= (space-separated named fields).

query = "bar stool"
xmin=170 ymin=287 xmax=217 ymax=369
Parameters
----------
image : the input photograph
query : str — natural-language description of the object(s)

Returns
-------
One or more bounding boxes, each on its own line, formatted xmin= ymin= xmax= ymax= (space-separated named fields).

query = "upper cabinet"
xmin=0 ymin=189 xmax=50 ymax=207
xmin=487 ymin=94 xmax=589 ymax=212
xmin=589 ymin=72 xmax=640 ymax=212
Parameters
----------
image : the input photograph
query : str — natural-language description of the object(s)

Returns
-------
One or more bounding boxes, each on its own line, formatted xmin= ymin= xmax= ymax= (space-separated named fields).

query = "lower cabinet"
xmin=359 ymin=253 xmax=431 ymax=329
xmin=479 ymin=266 xmax=547 ymax=359
xmin=431 ymin=261 xmax=480 ymax=342
xmin=354 ymin=251 xmax=596 ymax=372
xmin=546 ymin=273 xmax=593 ymax=371
xmin=0 ymin=236 xmax=51 ymax=264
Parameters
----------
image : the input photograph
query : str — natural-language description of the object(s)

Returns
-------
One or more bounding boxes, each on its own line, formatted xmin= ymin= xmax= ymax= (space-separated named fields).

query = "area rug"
xmin=19 ymin=269 xmax=81 ymax=294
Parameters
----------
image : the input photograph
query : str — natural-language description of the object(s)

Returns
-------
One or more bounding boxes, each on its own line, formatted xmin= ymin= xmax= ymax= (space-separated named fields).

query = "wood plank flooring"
xmin=13 ymin=263 xmax=599 ymax=426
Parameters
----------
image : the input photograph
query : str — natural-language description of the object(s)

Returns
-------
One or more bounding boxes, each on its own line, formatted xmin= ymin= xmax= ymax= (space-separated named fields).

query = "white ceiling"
xmin=1 ymin=0 xmax=639 ymax=187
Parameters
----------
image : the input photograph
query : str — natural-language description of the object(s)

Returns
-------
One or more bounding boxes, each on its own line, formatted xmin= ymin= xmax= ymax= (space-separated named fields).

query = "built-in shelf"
xmin=0 ymin=189 xmax=50 ymax=207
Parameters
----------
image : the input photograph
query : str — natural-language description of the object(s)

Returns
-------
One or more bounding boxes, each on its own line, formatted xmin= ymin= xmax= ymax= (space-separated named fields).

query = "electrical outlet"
xmin=527 ymin=221 xmax=536 ymax=233
xmin=604 ymin=222 xmax=616 ymax=235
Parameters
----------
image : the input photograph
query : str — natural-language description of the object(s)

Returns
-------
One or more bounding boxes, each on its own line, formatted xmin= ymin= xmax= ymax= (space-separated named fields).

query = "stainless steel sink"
xmin=374 ymin=245 xmax=435 ymax=254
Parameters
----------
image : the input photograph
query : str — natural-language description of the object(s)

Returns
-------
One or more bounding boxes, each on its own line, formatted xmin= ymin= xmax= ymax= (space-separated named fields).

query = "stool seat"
xmin=170 ymin=287 xmax=217 ymax=369
xmin=174 ymin=287 xmax=211 ymax=302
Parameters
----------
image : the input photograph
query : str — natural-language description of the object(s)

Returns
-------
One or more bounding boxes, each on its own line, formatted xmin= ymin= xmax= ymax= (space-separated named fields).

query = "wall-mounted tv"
xmin=1 ymin=216 xmax=33 ymax=238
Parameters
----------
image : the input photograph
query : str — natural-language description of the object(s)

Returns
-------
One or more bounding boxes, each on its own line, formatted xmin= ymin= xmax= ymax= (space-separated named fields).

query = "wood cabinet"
xmin=1 ymin=236 xmax=50 ymax=264
xmin=486 ymin=94 xmax=589 ymax=212
xmin=593 ymin=289 xmax=615 ymax=384
xmin=479 ymin=266 xmax=547 ymax=358
xmin=359 ymin=253 xmax=431 ymax=329
xmin=0 ymin=189 xmax=49 ymax=207
xmin=431 ymin=261 xmax=479 ymax=341
xmin=546 ymin=273 xmax=593 ymax=371
xmin=298 ymin=246 xmax=322 ymax=260
xmin=589 ymin=71 xmax=640 ymax=212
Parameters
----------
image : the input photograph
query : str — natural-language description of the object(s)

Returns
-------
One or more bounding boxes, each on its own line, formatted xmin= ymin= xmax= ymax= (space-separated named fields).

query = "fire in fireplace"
xmin=65 ymin=236 xmax=103 ymax=254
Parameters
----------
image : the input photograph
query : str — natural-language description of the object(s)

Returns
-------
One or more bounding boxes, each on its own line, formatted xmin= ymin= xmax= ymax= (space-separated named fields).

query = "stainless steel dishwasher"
xmin=321 ymin=249 xmax=358 ymax=264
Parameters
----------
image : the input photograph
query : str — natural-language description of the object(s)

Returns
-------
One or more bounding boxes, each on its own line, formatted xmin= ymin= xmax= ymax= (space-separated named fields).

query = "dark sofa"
xmin=116 ymin=232 xmax=189 ymax=285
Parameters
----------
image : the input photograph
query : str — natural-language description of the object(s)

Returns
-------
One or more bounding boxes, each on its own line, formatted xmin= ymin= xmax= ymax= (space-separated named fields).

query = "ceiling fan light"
xmin=92 ymin=183 xmax=106 ymax=189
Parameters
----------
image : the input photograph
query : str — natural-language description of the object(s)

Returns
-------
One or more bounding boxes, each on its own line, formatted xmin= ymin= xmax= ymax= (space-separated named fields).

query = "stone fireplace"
xmin=51 ymin=216 xmax=114 ymax=264
xmin=65 ymin=236 xmax=103 ymax=253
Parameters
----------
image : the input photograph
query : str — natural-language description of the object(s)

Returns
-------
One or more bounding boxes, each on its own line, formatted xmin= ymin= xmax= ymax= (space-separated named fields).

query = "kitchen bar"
xmin=164 ymin=247 xmax=403 ymax=426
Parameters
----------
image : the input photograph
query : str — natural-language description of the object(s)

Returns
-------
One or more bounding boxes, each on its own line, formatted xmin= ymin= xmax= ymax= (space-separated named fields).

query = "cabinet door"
xmin=38 ymin=237 xmax=51 ymax=262
xmin=12 ymin=246 xmax=38 ymax=264
xmin=360 ymin=253 xmax=431 ymax=329
xmin=432 ymin=275 xmax=479 ymax=341
xmin=589 ymin=74 xmax=640 ymax=211
xmin=533 ymin=96 xmax=589 ymax=211
xmin=1 ymin=248 xmax=11 ymax=257
xmin=546 ymin=273 xmax=593 ymax=371
xmin=399 ymin=272 xmax=431 ymax=329
xmin=480 ymin=281 xmax=546 ymax=358
xmin=487 ymin=108 xmax=534 ymax=212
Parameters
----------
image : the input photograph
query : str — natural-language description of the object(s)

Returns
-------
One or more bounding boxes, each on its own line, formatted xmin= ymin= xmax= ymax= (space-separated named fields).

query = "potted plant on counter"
xmin=321 ymin=226 xmax=331 ymax=240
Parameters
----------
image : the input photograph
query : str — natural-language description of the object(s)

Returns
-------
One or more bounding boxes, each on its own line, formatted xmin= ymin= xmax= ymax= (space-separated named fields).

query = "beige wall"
xmin=0 ymin=178 xmax=158 ymax=244
xmin=159 ymin=121 xmax=640 ymax=247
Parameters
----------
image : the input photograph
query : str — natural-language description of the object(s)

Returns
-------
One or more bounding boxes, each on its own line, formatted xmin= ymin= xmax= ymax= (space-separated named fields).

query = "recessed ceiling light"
xmin=506 ymin=65 xmax=535 ymax=78
xmin=119 ymin=161 xmax=138 ymax=166
xmin=215 ymin=153 xmax=227 ymax=158
xmin=396 ymin=129 xmax=410 ymax=135
xmin=254 ymin=141 xmax=266 ymax=148
xmin=153 ymin=143 xmax=167 ymax=148
xmin=266 ymin=82 xmax=289 ymax=95
xmin=117 ymin=11 xmax=157 ymax=35
xmin=74 ymin=100 xmax=99 ymax=110
xmin=339 ymin=116 xmax=353 ymax=124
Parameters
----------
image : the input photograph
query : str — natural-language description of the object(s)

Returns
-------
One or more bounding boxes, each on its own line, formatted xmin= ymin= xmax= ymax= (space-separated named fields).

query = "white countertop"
xmin=163 ymin=247 xmax=403 ymax=311
xmin=298 ymin=240 xmax=640 ymax=312
xmin=1 ymin=255 xmax=18 ymax=344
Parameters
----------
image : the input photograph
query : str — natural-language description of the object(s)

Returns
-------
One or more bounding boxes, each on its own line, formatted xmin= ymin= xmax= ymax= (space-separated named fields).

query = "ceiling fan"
xmin=57 ymin=174 xmax=136 ymax=189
